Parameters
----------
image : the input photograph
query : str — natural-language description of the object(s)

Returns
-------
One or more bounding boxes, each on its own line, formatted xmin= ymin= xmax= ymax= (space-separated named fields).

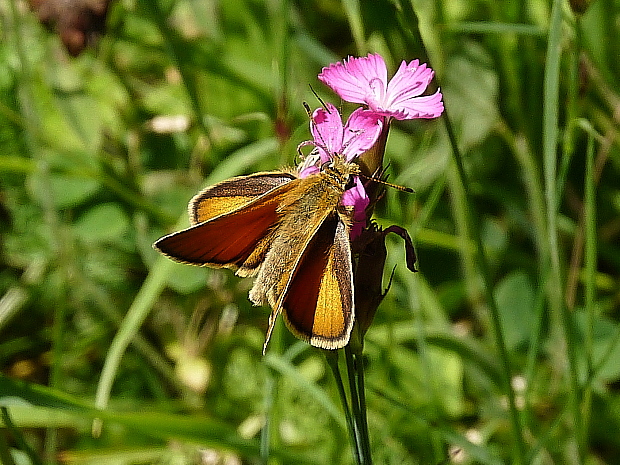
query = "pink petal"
xmin=298 ymin=165 xmax=320 ymax=178
xmin=386 ymin=60 xmax=431 ymax=101
xmin=380 ymin=60 xmax=444 ymax=119
xmin=341 ymin=108 xmax=383 ymax=161
xmin=341 ymin=176 xmax=369 ymax=239
xmin=318 ymin=54 xmax=388 ymax=106
xmin=311 ymin=103 xmax=344 ymax=158
xmin=389 ymin=88 xmax=444 ymax=120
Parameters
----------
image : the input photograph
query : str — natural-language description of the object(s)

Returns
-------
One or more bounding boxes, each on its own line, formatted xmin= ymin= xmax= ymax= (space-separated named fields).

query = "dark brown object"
xmin=28 ymin=0 xmax=111 ymax=56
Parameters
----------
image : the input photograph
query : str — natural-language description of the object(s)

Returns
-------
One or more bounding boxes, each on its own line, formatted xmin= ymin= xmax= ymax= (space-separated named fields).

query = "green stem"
xmin=496 ymin=122 xmax=548 ymax=268
xmin=582 ymin=131 xmax=596 ymax=453
xmin=260 ymin=372 xmax=276 ymax=462
xmin=543 ymin=1 xmax=583 ymax=461
xmin=325 ymin=350 xmax=362 ymax=465
xmin=344 ymin=347 xmax=371 ymax=465
xmin=349 ymin=347 xmax=372 ymax=463
xmin=93 ymin=256 xmax=176 ymax=432
xmin=1 ymin=408 xmax=44 ymax=465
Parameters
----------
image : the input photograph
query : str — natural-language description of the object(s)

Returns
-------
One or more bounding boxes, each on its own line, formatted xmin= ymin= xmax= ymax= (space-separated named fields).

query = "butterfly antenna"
xmin=302 ymin=101 xmax=313 ymax=118
xmin=308 ymin=85 xmax=330 ymax=111
xmin=359 ymin=173 xmax=414 ymax=193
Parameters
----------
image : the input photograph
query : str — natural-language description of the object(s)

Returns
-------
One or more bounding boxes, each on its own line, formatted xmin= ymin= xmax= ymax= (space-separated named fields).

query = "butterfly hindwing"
xmin=280 ymin=213 xmax=354 ymax=349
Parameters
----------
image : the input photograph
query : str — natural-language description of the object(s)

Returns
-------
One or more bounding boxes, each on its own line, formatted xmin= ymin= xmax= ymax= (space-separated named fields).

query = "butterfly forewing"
xmin=190 ymin=172 xmax=296 ymax=224
xmin=154 ymin=173 xmax=296 ymax=270
xmin=281 ymin=213 xmax=354 ymax=349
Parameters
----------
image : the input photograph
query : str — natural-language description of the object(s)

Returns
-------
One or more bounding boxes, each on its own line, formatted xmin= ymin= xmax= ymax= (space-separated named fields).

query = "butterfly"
xmin=154 ymin=154 xmax=360 ymax=351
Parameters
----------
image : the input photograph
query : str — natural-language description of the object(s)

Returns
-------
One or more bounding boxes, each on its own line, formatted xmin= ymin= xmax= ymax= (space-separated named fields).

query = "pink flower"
xmin=318 ymin=53 xmax=444 ymax=120
xmin=311 ymin=103 xmax=383 ymax=163
xmin=298 ymin=103 xmax=380 ymax=239
xmin=299 ymin=103 xmax=382 ymax=177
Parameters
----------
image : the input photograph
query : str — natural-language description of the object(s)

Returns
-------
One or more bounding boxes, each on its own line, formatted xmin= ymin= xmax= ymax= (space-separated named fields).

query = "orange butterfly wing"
xmin=280 ymin=213 xmax=354 ymax=349
xmin=154 ymin=172 xmax=296 ymax=272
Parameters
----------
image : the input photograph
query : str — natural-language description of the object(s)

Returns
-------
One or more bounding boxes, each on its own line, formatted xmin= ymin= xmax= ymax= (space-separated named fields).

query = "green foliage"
xmin=1 ymin=0 xmax=620 ymax=463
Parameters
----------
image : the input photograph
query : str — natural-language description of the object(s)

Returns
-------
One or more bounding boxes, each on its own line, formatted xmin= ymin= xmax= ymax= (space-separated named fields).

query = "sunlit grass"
xmin=1 ymin=0 xmax=620 ymax=463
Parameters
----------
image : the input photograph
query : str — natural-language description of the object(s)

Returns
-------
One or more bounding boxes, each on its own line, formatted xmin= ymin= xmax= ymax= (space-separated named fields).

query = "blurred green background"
xmin=1 ymin=0 xmax=620 ymax=463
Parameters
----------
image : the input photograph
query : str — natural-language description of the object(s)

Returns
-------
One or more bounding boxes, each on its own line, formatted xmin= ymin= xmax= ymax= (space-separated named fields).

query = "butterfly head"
xmin=320 ymin=154 xmax=360 ymax=189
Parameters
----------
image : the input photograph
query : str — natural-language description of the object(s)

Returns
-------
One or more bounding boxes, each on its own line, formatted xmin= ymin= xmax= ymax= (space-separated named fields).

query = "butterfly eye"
xmin=344 ymin=176 xmax=356 ymax=191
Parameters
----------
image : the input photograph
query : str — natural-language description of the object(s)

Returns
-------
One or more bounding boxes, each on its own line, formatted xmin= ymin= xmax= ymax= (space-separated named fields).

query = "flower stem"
xmin=325 ymin=348 xmax=373 ymax=465
xmin=345 ymin=345 xmax=372 ymax=464
xmin=324 ymin=350 xmax=362 ymax=464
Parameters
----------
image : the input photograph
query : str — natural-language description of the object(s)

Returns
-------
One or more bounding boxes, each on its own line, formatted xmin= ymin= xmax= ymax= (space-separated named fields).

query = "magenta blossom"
xmin=298 ymin=103 xmax=379 ymax=238
xmin=318 ymin=53 xmax=444 ymax=120
xmin=341 ymin=176 xmax=370 ymax=238
xmin=298 ymin=103 xmax=383 ymax=177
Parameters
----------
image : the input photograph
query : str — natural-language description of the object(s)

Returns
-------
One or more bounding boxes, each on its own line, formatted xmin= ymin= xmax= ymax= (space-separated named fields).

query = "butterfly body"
xmin=154 ymin=155 xmax=359 ymax=350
